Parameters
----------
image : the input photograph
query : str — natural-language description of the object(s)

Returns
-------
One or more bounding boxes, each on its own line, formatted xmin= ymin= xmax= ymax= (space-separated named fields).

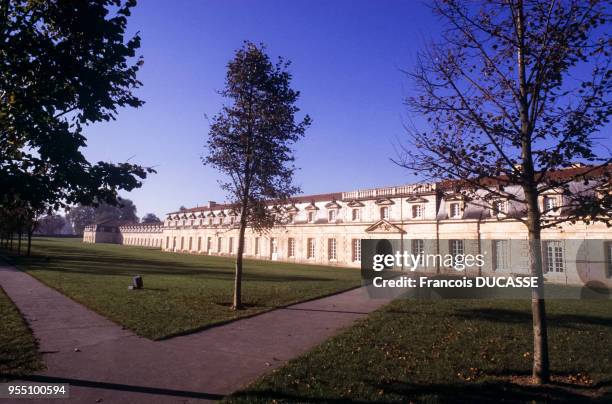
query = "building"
xmin=83 ymin=168 xmax=612 ymax=286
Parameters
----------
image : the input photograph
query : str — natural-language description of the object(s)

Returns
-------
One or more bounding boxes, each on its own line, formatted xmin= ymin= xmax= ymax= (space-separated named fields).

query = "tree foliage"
xmin=0 ymin=0 xmax=153 ymax=253
xmin=203 ymin=41 xmax=310 ymax=308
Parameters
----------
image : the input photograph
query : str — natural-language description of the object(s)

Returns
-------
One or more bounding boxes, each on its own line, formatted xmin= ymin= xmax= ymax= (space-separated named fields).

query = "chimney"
xmin=208 ymin=201 xmax=217 ymax=209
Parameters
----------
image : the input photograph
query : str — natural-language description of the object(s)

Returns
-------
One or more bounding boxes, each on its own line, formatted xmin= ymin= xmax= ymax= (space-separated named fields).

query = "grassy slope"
xmin=0 ymin=287 xmax=43 ymax=378
xmin=227 ymin=299 xmax=612 ymax=403
xmin=6 ymin=237 xmax=361 ymax=340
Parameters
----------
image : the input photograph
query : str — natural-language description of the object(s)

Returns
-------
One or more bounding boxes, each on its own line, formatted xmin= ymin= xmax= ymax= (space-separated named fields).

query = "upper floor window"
xmin=543 ymin=196 xmax=557 ymax=212
xmin=492 ymin=199 xmax=507 ymax=215
xmin=328 ymin=210 xmax=337 ymax=222
xmin=380 ymin=207 xmax=389 ymax=220
xmin=449 ymin=203 xmax=461 ymax=219
xmin=411 ymin=205 xmax=423 ymax=219
xmin=351 ymin=208 xmax=360 ymax=221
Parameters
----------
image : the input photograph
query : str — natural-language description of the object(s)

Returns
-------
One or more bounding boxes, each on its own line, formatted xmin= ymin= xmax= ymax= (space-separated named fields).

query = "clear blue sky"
xmin=84 ymin=0 xmax=439 ymax=218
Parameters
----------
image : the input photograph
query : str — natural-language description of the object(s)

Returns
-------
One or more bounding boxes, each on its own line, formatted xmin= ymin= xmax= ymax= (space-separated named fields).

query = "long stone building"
xmin=83 ymin=167 xmax=612 ymax=286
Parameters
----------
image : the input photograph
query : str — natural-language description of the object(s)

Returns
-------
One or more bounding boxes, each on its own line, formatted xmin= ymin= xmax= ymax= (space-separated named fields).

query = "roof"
xmin=167 ymin=192 xmax=343 ymax=215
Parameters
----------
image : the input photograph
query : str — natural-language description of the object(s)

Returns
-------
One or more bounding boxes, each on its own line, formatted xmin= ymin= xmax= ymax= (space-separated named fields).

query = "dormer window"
xmin=351 ymin=208 xmax=361 ymax=221
xmin=380 ymin=207 xmax=390 ymax=220
xmin=308 ymin=211 xmax=315 ymax=223
xmin=328 ymin=210 xmax=337 ymax=222
xmin=543 ymin=196 xmax=557 ymax=211
xmin=449 ymin=203 xmax=461 ymax=219
xmin=219 ymin=217 xmax=224 ymax=225
xmin=208 ymin=218 xmax=213 ymax=225
xmin=411 ymin=205 xmax=423 ymax=219
xmin=492 ymin=199 xmax=507 ymax=217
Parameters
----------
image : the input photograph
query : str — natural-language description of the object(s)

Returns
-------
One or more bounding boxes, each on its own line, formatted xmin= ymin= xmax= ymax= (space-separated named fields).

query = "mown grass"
xmin=226 ymin=299 xmax=612 ymax=403
xmin=3 ymin=237 xmax=361 ymax=340
xmin=0 ymin=287 xmax=43 ymax=378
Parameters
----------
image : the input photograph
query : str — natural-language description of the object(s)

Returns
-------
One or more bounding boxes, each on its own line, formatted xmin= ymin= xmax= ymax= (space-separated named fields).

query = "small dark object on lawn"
xmin=131 ymin=275 xmax=143 ymax=290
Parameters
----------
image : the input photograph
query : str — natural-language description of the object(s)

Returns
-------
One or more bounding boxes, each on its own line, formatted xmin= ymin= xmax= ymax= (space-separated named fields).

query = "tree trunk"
xmin=525 ymin=188 xmax=550 ymax=384
xmin=17 ymin=230 xmax=22 ymax=256
xmin=27 ymin=229 xmax=33 ymax=256
xmin=233 ymin=203 xmax=249 ymax=310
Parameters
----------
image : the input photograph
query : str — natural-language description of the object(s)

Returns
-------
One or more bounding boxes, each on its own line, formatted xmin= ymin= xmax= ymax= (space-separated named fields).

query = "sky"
xmin=82 ymin=0 xmax=442 ymax=219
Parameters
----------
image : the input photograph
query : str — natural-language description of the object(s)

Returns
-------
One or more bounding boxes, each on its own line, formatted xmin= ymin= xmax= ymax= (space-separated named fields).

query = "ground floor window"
xmin=207 ymin=237 xmax=212 ymax=253
xmin=352 ymin=239 xmax=361 ymax=262
xmin=188 ymin=237 xmax=193 ymax=251
xmin=229 ymin=237 xmax=234 ymax=254
xmin=307 ymin=238 xmax=316 ymax=259
xmin=328 ymin=238 xmax=337 ymax=261
xmin=254 ymin=237 xmax=259 ymax=255
xmin=493 ymin=240 xmax=509 ymax=271
xmin=217 ymin=237 xmax=223 ymax=253
xmin=288 ymin=238 xmax=295 ymax=258
xmin=449 ymin=240 xmax=463 ymax=267
xmin=180 ymin=237 xmax=185 ymax=250
xmin=544 ymin=241 xmax=564 ymax=273
xmin=198 ymin=237 xmax=202 ymax=251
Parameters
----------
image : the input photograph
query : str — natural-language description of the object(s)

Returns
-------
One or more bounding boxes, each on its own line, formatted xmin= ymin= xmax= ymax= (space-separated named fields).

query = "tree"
xmin=203 ymin=42 xmax=310 ymax=310
xmin=397 ymin=0 xmax=611 ymax=384
xmin=0 ymin=0 xmax=154 ymax=252
xmin=35 ymin=215 xmax=67 ymax=235
xmin=141 ymin=213 xmax=161 ymax=223
xmin=66 ymin=206 xmax=96 ymax=236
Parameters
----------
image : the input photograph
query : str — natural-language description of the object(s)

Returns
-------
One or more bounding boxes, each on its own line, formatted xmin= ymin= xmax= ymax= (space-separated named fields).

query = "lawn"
xmin=226 ymin=299 xmax=612 ymax=403
xmin=3 ymin=237 xmax=361 ymax=340
xmin=0 ymin=287 xmax=43 ymax=378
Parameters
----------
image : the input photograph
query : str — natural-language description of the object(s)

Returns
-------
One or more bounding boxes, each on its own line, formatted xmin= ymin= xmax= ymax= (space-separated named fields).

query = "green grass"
xmin=3 ymin=237 xmax=361 ymax=340
xmin=226 ymin=299 xmax=612 ymax=403
xmin=0 ymin=287 xmax=43 ymax=378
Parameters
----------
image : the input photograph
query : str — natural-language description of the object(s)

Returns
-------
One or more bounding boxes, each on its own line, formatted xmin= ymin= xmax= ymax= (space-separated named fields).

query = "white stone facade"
xmin=83 ymin=179 xmax=612 ymax=286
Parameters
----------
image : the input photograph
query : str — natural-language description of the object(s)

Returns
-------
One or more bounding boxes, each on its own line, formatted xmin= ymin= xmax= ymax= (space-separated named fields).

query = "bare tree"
xmin=203 ymin=41 xmax=310 ymax=310
xmin=397 ymin=0 xmax=611 ymax=384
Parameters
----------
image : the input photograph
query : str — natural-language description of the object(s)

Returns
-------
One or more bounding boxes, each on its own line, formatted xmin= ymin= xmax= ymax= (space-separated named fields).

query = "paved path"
xmin=0 ymin=264 xmax=395 ymax=403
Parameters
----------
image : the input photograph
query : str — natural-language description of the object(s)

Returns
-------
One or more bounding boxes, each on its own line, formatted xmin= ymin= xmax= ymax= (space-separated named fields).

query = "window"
xmin=380 ymin=207 xmax=389 ymax=220
xmin=449 ymin=240 xmax=464 ymax=267
xmin=288 ymin=238 xmax=295 ymax=258
xmin=180 ymin=237 xmax=184 ymax=250
xmin=493 ymin=240 xmax=509 ymax=271
xmin=544 ymin=241 xmax=564 ymax=273
xmin=351 ymin=208 xmax=360 ymax=221
xmin=328 ymin=238 xmax=337 ymax=260
xmin=207 ymin=237 xmax=212 ymax=253
xmin=412 ymin=205 xmax=423 ymax=219
xmin=199 ymin=219 xmax=203 ymax=226
xmin=230 ymin=216 xmax=235 ymax=225
xmin=352 ymin=239 xmax=361 ymax=262
xmin=208 ymin=218 xmax=213 ymax=225
xmin=219 ymin=217 xmax=224 ymax=225
xmin=254 ymin=237 xmax=259 ymax=255
xmin=229 ymin=237 xmax=234 ymax=254
xmin=543 ymin=196 xmax=557 ymax=212
xmin=328 ymin=210 xmax=337 ymax=222
xmin=166 ymin=237 xmax=169 ymax=249
xmin=288 ymin=213 xmax=294 ymax=223
xmin=217 ymin=237 xmax=223 ymax=253
xmin=449 ymin=203 xmax=461 ymax=218
xmin=307 ymin=238 xmax=316 ymax=259
xmin=197 ymin=237 xmax=202 ymax=251
xmin=190 ymin=219 xmax=194 ymax=226
xmin=308 ymin=211 xmax=315 ymax=223
xmin=270 ymin=238 xmax=278 ymax=254
xmin=493 ymin=200 xmax=507 ymax=215
xmin=188 ymin=237 xmax=192 ymax=251
xmin=411 ymin=239 xmax=424 ymax=256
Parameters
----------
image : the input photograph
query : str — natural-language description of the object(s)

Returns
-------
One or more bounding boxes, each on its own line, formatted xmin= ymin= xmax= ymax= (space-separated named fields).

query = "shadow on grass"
xmin=451 ymin=308 xmax=612 ymax=329
xmin=230 ymin=378 xmax=610 ymax=403
xmin=11 ymin=254 xmax=341 ymax=283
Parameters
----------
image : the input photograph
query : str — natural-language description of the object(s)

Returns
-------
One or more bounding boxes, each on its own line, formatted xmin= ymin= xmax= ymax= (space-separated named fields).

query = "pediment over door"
xmin=365 ymin=219 xmax=406 ymax=234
